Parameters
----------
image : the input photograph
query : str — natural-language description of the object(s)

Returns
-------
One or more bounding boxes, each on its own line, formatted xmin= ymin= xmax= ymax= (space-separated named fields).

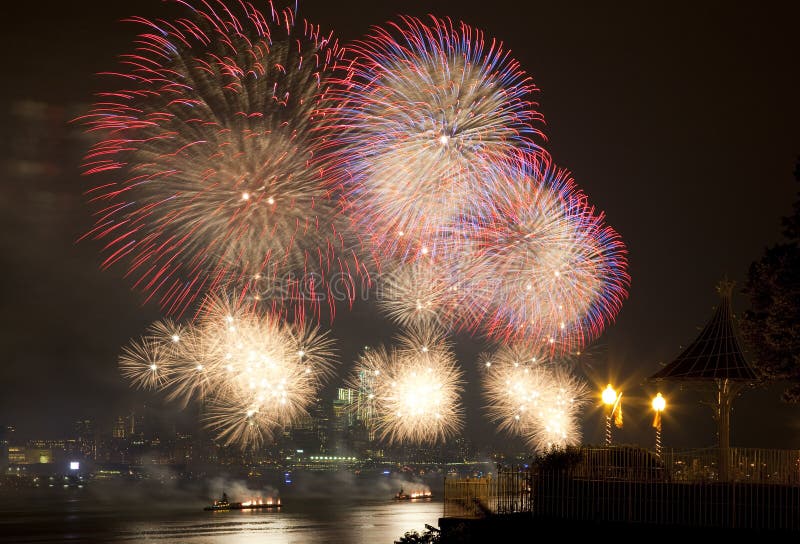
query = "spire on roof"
xmin=650 ymin=279 xmax=757 ymax=382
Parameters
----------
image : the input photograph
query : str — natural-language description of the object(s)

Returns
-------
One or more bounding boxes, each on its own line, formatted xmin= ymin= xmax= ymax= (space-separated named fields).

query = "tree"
xmin=742 ymin=159 xmax=800 ymax=402
xmin=395 ymin=527 xmax=440 ymax=544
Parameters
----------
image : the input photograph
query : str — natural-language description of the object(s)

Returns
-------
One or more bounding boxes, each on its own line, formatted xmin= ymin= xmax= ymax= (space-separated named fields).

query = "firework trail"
xmin=352 ymin=325 xmax=464 ymax=444
xmin=79 ymin=0 xmax=364 ymax=320
xmin=324 ymin=15 xmax=548 ymax=261
xmin=457 ymin=157 xmax=629 ymax=352
xmin=482 ymin=344 xmax=588 ymax=453
xmin=119 ymin=295 xmax=336 ymax=448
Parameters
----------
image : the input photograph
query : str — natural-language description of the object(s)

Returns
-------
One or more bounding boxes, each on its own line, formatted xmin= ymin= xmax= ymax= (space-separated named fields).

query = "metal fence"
xmin=665 ymin=447 xmax=800 ymax=484
xmin=443 ymin=470 xmax=531 ymax=518
xmin=565 ymin=447 xmax=800 ymax=484
xmin=443 ymin=447 xmax=800 ymax=530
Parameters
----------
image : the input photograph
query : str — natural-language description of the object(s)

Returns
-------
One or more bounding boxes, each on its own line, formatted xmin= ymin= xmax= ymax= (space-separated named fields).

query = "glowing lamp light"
xmin=69 ymin=462 xmax=80 ymax=471
xmin=602 ymin=384 xmax=617 ymax=406
xmin=652 ymin=392 xmax=666 ymax=412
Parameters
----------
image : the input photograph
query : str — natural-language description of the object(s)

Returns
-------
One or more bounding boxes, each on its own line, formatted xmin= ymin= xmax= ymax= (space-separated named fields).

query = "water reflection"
xmin=1 ymin=492 xmax=442 ymax=544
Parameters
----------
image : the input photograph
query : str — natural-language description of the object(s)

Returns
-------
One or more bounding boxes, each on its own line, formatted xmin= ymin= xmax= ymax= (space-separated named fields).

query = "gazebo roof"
xmin=649 ymin=280 xmax=757 ymax=382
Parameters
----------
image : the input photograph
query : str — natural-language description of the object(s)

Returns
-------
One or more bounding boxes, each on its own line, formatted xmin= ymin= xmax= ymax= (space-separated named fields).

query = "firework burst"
xmin=352 ymin=325 xmax=463 ymax=444
xmin=526 ymin=368 xmax=588 ymax=452
xmin=79 ymin=0 xmax=362 ymax=319
xmin=458 ymin=158 xmax=629 ymax=352
xmin=119 ymin=295 xmax=336 ymax=448
xmin=483 ymin=344 xmax=588 ymax=453
xmin=119 ymin=336 xmax=176 ymax=391
xmin=324 ymin=15 xmax=547 ymax=260
xmin=378 ymin=258 xmax=459 ymax=328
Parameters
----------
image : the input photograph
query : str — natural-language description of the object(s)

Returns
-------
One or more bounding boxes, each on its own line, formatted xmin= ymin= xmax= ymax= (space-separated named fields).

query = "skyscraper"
xmin=332 ymin=388 xmax=355 ymax=433
xmin=112 ymin=416 xmax=127 ymax=439
xmin=0 ymin=425 xmax=13 ymax=471
xmin=74 ymin=419 xmax=95 ymax=460
xmin=355 ymin=369 xmax=377 ymax=441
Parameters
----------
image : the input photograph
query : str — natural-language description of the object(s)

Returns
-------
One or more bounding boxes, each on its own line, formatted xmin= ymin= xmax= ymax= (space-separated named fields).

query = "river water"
xmin=0 ymin=482 xmax=442 ymax=543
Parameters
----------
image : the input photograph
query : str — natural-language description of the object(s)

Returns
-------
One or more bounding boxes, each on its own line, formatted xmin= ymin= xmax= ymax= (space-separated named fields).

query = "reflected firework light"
xmin=118 ymin=295 xmax=336 ymax=448
xmin=78 ymin=0 xmax=363 ymax=321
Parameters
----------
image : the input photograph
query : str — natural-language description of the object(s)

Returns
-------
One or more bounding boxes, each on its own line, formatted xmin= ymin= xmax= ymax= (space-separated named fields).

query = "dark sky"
xmin=0 ymin=0 xmax=798 ymax=450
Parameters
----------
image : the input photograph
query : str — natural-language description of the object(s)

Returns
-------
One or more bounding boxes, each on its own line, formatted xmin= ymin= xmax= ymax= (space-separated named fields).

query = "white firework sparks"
xmin=118 ymin=296 xmax=336 ymax=448
xmin=352 ymin=325 xmax=463 ymax=444
xmin=483 ymin=343 xmax=588 ymax=453
xmin=378 ymin=259 xmax=459 ymax=328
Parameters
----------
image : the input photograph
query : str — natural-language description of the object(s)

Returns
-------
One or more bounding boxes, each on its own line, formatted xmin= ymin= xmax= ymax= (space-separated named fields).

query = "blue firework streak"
xmin=322 ymin=14 xmax=549 ymax=262
xmin=456 ymin=156 xmax=630 ymax=352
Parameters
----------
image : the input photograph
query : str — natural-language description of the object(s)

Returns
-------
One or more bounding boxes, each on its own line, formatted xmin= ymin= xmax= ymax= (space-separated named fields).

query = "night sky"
xmin=1 ymin=0 xmax=798 ymax=450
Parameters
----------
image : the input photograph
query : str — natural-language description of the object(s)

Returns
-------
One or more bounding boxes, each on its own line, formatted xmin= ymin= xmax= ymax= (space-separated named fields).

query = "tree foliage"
xmin=395 ymin=527 xmax=441 ymax=544
xmin=742 ymin=160 xmax=800 ymax=402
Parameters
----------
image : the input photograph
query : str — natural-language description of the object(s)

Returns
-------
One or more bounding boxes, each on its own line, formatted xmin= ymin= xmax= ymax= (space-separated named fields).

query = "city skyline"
xmin=0 ymin=383 xmax=487 ymax=475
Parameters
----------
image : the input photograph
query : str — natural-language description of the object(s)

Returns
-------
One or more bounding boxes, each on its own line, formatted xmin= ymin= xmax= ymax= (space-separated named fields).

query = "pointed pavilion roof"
xmin=650 ymin=280 xmax=757 ymax=382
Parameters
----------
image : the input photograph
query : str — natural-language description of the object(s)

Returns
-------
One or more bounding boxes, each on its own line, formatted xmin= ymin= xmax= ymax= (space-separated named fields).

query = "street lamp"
xmin=601 ymin=384 xmax=617 ymax=405
xmin=652 ymin=393 xmax=666 ymax=457
xmin=601 ymin=384 xmax=622 ymax=446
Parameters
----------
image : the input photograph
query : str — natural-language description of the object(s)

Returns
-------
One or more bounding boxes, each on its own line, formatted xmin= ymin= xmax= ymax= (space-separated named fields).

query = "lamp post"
xmin=601 ymin=384 xmax=621 ymax=446
xmin=652 ymin=393 xmax=666 ymax=457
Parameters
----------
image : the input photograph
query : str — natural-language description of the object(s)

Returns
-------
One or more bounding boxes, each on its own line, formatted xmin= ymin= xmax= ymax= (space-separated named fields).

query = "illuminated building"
xmin=332 ymin=388 xmax=355 ymax=433
xmin=287 ymin=397 xmax=329 ymax=455
xmin=0 ymin=426 xmax=12 ymax=471
xmin=355 ymin=369 xmax=377 ymax=440
xmin=112 ymin=416 xmax=127 ymax=439
xmin=74 ymin=419 xmax=96 ymax=460
xmin=7 ymin=447 xmax=26 ymax=465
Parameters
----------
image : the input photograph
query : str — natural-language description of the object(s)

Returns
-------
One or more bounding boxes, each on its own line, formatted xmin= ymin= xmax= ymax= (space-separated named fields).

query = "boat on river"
xmin=394 ymin=487 xmax=433 ymax=500
xmin=204 ymin=492 xmax=281 ymax=511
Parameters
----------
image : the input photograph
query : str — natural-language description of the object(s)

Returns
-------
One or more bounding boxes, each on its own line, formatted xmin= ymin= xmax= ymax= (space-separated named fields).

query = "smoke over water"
xmin=278 ymin=470 xmax=436 ymax=500
xmin=206 ymin=476 xmax=279 ymax=502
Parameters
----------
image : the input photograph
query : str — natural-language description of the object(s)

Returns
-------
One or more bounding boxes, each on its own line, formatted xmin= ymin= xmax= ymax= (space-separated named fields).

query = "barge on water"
xmin=204 ymin=492 xmax=281 ymax=511
xmin=394 ymin=487 xmax=433 ymax=500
